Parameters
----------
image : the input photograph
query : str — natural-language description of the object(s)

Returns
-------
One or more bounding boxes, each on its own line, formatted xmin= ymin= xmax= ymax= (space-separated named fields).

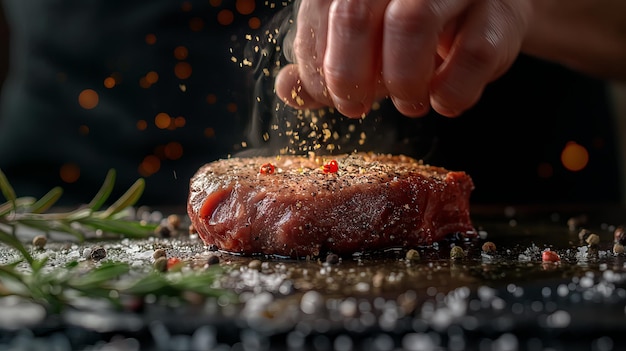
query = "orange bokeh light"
xmin=206 ymin=94 xmax=217 ymax=104
xmin=209 ymin=0 xmax=222 ymax=7
xmin=174 ymin=46 xmax=189 ymax=60
xmin=174 ymin=62 xmax=192 ymax=79
xmin=236 ymin=0 xmax=255 ymax=15
xmin=136 ymin=120 xmax=148 ymax=131
xmin=561 ymin=141 xmax=589 ymax=172
xmin=248 ymin=17 xmax=261 ymax=29
xmin=155 ymin=112 xmax=172 ymax=129
xmin=174 ymin=116 xmax=186 ymax=128
xmin=204 ymin=127 xmax=215 ymax=138
xmin=103 ymin=77 xmax=116 ymax=88
xmin=189 ymin=17 xmax=204 ymax=32
xmin=164 ymin=142 xmax=184 ymax=160
xmin=145 ymin=71 xmax=159 ymax=84
xmin=227 ymin=102 xmax=238 ymax=113
xmin=145 ymin=33 xmax=157 ymax=45
xmin=139 ymin=155 xmax=161 ymax=177
xmin=78 ymin=89 xmax=99 ymax=110
xmin=60 ymin=163 xmax=80 ymax=183
xmin=217 ymin=9 xmax=234 ymax=26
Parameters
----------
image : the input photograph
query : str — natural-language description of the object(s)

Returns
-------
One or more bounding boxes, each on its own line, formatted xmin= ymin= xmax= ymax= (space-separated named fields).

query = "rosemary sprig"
xmin=0 ymin=168 xmax=155 ymax=241
xmin=0 ymin=169 xmax=231 ymax=315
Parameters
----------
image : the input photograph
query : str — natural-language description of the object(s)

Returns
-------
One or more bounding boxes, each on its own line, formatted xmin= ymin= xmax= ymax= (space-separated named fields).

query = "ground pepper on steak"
xmin=187 ymin=153 xmax=476 ymax=258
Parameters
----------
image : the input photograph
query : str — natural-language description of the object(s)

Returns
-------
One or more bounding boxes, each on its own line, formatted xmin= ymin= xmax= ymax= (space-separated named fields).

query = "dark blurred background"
xmin=0 ymin=0 xmax=622 ymax=207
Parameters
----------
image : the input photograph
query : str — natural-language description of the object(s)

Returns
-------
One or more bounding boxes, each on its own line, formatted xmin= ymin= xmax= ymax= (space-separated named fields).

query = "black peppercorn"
xmin=91 ymin=246 xmax=107 ymax=261
xmin=326 ymin=253 xmax=340 ymax=264
xmin=207 ymin=254 xmax=220 ymax=265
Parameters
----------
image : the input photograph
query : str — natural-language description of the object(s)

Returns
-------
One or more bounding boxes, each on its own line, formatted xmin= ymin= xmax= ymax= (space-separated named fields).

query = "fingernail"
xmin=331 ymin=96 xmax=367 ymax=118
xmin=392 ymin=98 xmax=428 ymax=117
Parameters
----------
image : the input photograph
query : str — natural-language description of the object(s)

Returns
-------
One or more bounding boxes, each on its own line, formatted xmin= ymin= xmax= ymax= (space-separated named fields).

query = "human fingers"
xmin=323 ymin=0 xmax=391 ymax=118
xmin=382 ymin=0 xmax=473 ymax=117
xmin=430 ymin=0 xmax=532 ymax=117
xmin=275 ymin=63 xmax=327 ymax=110
xmin=288 ymin=0 xmax=335 ymax=108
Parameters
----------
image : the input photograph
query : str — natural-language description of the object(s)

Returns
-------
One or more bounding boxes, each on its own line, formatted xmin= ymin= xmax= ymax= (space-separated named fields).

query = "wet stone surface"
xmin=1 ymin=205 xmax=626 ymax=350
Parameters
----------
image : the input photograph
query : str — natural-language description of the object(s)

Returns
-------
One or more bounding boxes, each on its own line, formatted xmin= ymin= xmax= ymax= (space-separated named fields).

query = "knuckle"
xmin=330 ymin=0 xmax=376 ymax=36
xmin=456 ymin=36 xmax=499 ymax=71
xmin=385 ymin=1 xmax=438 ymax=35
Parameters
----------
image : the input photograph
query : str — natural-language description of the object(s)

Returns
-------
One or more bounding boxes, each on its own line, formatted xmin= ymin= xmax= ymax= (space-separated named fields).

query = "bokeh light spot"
xmin=537 ymin=162 xmax=553 ymax=179
xmin=209 ymin=0 xmax=222 ymax=7
xmin=78 ymin=125 xmax=89 ymax=136
xmin=236 ymin=0 xmax=255 ymax=15
xmin=136 ymin=120 xmax=148 ymax=131
xmin=174 ymin=46 xmax=189 ymax=60
xmin=227 ymin=102 xmax=238 ymax=113
xmin=248 ymin=17 xmax=261 ymax=29
xmin=139 ymin=77 xmax=151 ymax=89
xmin=60 ymin=163 xmax=80 ymax=184
xmin=206 ymin=94 xmax=217 ymax=104
xmin=174 ymin=62 xmax=192 ymax=79
xmin=561 ymin=141 xmax=589 ymax=172
xmin=217 ymin=9 xmax=234 ymax=25
xmin=165 ymin=142 xmax=184 ymax=160
xmin=181 ymin=1 xmax=192 ymax=11
xmin=139 ymin=155 xmax=161 ymax=177
xmin=145 ymin=33 xmax=157 ymax=45
xmin=189 ymin=17 xmax=204 ymax=32
xmin=103 ymin=77 xmax=116 ymax=88
xmin=204 ymin=127 xmax=215 ymax=138
xmin=146 ymin=71 xmax=159 ymax=84
xmin=78 ymin=89 xmax=99 ymax=110
xmin=174 ymin=116 xmax=186 ymax=128
xmin=155 ymin=112 xmax=172 ymax=129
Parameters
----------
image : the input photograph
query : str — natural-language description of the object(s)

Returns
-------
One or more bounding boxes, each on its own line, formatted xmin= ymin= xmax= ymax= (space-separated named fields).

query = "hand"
xmin=275 ymin=0 xmax=532 ymax=118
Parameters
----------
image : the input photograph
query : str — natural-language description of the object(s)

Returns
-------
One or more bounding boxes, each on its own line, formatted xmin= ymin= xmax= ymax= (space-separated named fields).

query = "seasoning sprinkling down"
xmin=259 ymin=162 xmax=275 ymax=175
xmin=323 ymin=159 xmax=339 ymax=174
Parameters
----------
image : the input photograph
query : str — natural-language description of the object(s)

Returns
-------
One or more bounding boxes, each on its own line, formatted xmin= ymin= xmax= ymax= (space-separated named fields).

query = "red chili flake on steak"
xmin=187 ymin=153 xmax=476 ymax=258
xmin=323 ymin=160 xmax=339 ymax=173
xmin=259 ymin=162 xmax=275 ymax=175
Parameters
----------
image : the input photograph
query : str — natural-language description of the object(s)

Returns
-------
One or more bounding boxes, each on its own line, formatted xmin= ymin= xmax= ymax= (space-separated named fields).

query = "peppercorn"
xmin=91 ymin=246 xmax=107 ymax=261
xmin=207 ymin=254 xmax=220 ymax=265
xmin=578 ymin=229 xmax=592 ymax=243
xmin=450 ymin=246 xmax=465 ymax=260
xmin=567 ymin=215 xmax=588 ymax=231
xmin=586 ymin=233 xmax=600 ymax=247
xmin=32 ymin=235 xmax=47 ymax=250
xmin=188 ymin=224 xmax=196 ymax=235
xmin=613 ymin=243 xmax=625 ymax=255
xmin=614 ymin=226 xmax=626 ymax=244
xmin=405 ymin=249 xmax=420 ymax=261
xmin=481 ymin=241 xmax=497 ymax=253
xmin=167 ymin=214 xmax=181 ymax=229
xmin=154 ymin=257 xmax=168 ymax=272
xmin=155 ymin=225 xmax=171 ymax=238
xmin=248 ymin=259 xmax=262 ymax=271
xmin=153 ymin=248 xmax=167 ymax=260
xmin=326 ymin=253 xmax=340 ymax=264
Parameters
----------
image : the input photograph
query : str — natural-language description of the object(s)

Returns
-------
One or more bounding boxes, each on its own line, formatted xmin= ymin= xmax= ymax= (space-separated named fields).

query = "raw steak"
xmin=187 ymin=153 xmax=475 ymax=257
